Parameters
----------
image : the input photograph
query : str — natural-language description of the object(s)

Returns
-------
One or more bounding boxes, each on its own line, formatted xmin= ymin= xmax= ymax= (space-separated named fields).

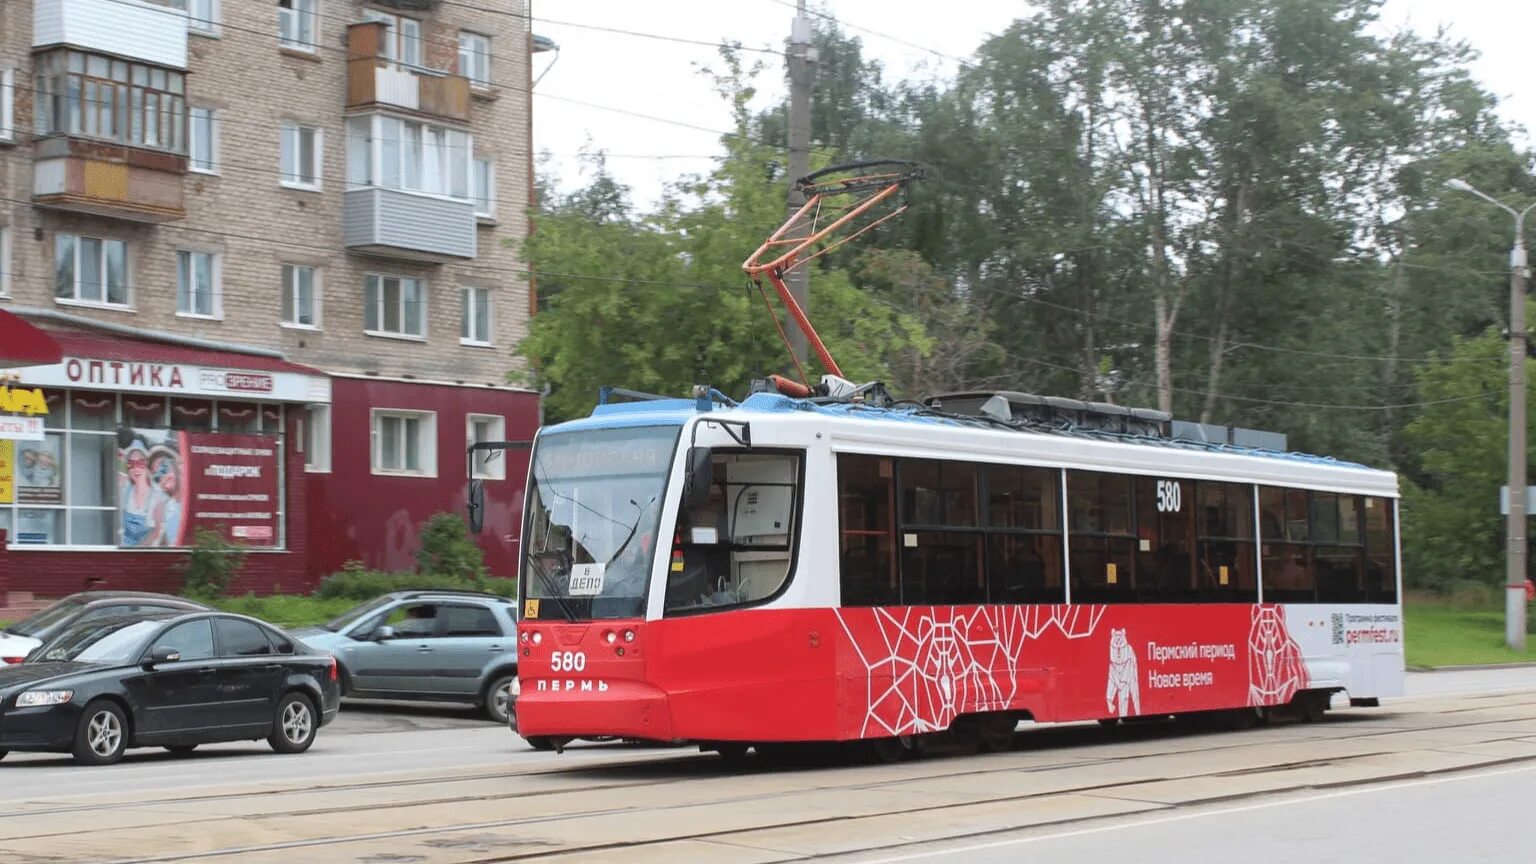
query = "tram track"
xmin=2 ymin=691 xmax=1532 ymax=864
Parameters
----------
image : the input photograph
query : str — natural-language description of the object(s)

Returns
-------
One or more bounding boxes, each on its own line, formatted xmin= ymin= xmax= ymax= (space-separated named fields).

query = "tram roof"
xmin=553 ymin=392 xmax=1396 ymax=492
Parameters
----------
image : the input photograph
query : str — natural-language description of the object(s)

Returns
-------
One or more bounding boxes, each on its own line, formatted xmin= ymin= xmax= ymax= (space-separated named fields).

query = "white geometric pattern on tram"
xmin=835 ymin=605 xmax=1107 ymax=737
xmin=1246 ymin=604 xmax=1309 ymax=706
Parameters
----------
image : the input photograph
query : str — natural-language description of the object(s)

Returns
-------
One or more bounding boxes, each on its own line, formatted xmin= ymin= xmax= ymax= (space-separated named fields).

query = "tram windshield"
xmin=521 ymin=425 xmax=681 ymax=620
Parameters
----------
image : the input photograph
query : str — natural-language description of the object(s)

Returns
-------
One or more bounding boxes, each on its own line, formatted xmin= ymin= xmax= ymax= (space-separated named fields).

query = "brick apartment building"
xmin=0 ymin=0 xmax=545 ymax=596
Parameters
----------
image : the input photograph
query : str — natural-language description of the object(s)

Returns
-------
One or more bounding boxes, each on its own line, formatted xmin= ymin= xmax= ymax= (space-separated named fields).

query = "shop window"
xmin=303 ymin=405 xmax=330 ymax=472
xmin=217 ymin=401 xmax=259 ymax=433
xmin=261 ymin=404 xmax=283 ymax=434
xmin=124 ymin=396 xmax=167 ymax=427
xmin=70 ymin=392 xmax=116 ymax=431
xmin=171 ymin=398 xmax=213 ymax=431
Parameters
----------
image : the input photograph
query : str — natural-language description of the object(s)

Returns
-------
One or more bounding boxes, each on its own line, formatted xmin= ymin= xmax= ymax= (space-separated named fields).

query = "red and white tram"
xmin=509 ymin=387 xmax=1404 ymax=756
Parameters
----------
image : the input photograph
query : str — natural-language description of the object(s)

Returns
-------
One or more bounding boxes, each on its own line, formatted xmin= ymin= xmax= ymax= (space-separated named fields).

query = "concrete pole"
xmin=1506 ymin=217 xmax=1528 ymax=651
xmin=784 ymin=1 xmax=814 ymax=373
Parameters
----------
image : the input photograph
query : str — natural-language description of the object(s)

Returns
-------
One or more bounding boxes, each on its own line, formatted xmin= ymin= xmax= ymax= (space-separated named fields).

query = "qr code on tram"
xmin=1331 ymin=613 xmax=1345 ymax=644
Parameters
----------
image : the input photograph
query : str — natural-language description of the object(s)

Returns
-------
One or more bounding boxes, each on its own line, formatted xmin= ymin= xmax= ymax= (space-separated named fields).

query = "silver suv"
xmin=291 ymin=590 xmax=519 ymax=723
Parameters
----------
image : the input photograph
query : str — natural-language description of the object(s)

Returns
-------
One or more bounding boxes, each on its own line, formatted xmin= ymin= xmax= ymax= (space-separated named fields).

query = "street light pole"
xmin=1446 ymin=178 xmax=1534 ymax=651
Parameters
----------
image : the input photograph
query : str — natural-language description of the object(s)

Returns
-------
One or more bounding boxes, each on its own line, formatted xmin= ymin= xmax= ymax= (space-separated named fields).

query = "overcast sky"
xmin=529 ymin=1 xmax=1534 ymax=209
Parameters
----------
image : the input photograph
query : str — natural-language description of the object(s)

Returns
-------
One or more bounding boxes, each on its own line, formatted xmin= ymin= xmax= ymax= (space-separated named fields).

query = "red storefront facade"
xmin=0 ymin=325 xmax=537 ymax=597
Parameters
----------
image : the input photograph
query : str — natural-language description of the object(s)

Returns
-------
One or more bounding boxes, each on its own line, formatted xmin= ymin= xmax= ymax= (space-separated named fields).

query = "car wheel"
xmin=268 ymin=692 xmax=318 ymax=754
xmin=485 ymin=673 xmax=517 ymax=725
xmin=73 ymin=701 xmax=128 ymax=766
xmin=164 ymin=745 xmax=198 ymax=754
xmin=0 ymin=749 xmax=8 ymax=761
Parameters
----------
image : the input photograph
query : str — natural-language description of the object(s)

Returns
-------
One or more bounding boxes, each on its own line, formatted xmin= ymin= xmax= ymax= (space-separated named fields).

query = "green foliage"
xmin=212 ymin=594 xmax=360 ymax=628
xmin=1403 ymin=598 xmax=1536 ymax=668
xmin=181 ymin=528 xmax=247 ymax=601
xmin=416 ymin=512 xmax=488 ymax=581
xmin=1401 ymin=315 xmax=1536 ymax=589
xmin=311 ymin=560 xmax=516 ymax=601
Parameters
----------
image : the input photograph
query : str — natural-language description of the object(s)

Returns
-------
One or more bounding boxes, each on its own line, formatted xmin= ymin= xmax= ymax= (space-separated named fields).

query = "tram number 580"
xmin=550 ymin=651 xmax=587 ymax=673
xmin=1155 ymin=480 xmax=1183 ymax=513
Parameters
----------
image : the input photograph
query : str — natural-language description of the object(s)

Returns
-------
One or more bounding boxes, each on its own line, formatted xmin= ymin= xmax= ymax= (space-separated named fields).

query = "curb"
xmin=1412 ymin=661 xmax=1536 ymax=672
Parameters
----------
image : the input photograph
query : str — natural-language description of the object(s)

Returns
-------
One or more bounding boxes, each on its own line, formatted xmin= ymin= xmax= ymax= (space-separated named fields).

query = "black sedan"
xmin=0 ymin=611 xmax=340 ymax=765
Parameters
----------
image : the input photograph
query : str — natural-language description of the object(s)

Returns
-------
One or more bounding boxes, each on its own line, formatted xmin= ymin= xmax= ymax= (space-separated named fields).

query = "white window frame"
xmin=175 ymin=250 xmax=221 ymax=319
xmin=176 ymin=0 xmax=220 ymax=35
xmin=279 ymin=123 xmax=322 ymax=190
xmin=364 ymin=273 xmax=427 ymax=340
xmin=278 ymin=0 xmax=319 ymax=53
xmin=0 ymin=226 xmax=11 ymax=296
xmin=467 ymin=414 xmax=506 ymax=480
xmin=281 ymin=264 xmax=321 ymax=329
xmin=54 ymin=234 xmax=130 ymax=308
xmin=363 ymin=9 xmax=424 ymax=70
xmin=460 ymin=285 xmax=492 ymax=347
xmin=458 ymin=31 xmax=491 ymax=88
xmin=1 ymin=68 xmax=14 ymax=142
xmin=303 ymin=404 xmax=331 ymax=473
xmin=472 ymin=156 xmax=495 ymax=219
xmin=346 ymin=115 xmax=472 ymax=201
xmin=188 ymin=106 xmax=219 ymax=174
xmin=371 ymin=409 xmax=437 ymax=478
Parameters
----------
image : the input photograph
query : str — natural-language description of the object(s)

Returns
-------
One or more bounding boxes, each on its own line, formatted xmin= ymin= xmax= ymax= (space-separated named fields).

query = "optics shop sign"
xmin=20 ymin=357 xmax=324 ymax=403
xmin=117 ymin=429 xmax=279 ymax=549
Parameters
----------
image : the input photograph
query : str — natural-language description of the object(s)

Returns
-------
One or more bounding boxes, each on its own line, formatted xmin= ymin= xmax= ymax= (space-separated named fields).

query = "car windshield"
xmin=522 ymin=425 xmax=680 ymax=620
xmin=322 ymin=595 xmax=398 ymax=633
xmin=33 ymin=619 xmax=161 ymax=665
xmin=6 ymin=599 xmax=86 ymax=638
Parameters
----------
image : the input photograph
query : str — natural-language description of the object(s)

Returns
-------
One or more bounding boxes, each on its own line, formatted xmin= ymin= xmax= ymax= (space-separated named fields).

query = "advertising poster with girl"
xmin=118 ymin=429 xmax=188 ymax=548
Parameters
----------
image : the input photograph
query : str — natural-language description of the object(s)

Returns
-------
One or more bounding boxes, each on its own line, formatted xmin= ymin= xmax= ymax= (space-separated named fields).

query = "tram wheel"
xmin=977 ymin=715 xmax=1017 ymax=753
xmin=715 ymin=744 xmax=750 ymax=765
xmin=1097 ymin=717 xmax=1121 ymax=727
xmin=867 ymin=735 xmax=915 ymax=764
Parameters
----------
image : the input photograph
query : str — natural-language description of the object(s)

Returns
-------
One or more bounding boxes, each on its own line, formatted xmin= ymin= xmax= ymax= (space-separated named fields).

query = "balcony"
xmin=344 ymin=187 xmax=476 ymax=262
xmin=346 ymin=23 xmax=471 ymax=124
xmin=32 ymin=137 xmax=186 ymax=223
xmin=33 ymin=0 xmax=188 ymax=69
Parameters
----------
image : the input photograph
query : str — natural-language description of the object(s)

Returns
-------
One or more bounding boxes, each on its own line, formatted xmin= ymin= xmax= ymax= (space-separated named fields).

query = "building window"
xmin=33 ymin=51 xmax=187 ymax=154
xmin=458 ymin=31 xmax=491 ymax=87
xmin=174 ymin=0 xmax=220 ymax=34
xmin=364 ymin=274 xmax=425 ymax=338
xmin=188 ymin=106 xmax=218 ymax=173
xmin=472 ymin=157 xmax=495 ymax=218
xmin=467 ymin=414 xmax=506 ymax=480
xmin=1 ymin=67 xmax=14 ymax=142
xmin=372 ymin=410 xmax=436 ymax=477
xmin=363 ymin=10 xmax=424 ymax=69
xmin=346 ymin=115 xmax=471 ymax=200
xmin=280 ymin=123 xmax=322 ymax=189
xmin=461 ymin=286 xmax=491 ymax=345
xmin=278 ymin=0 xmax=319 ymax=52
xmin=281 ymin=264 xmax=320 ymax=328
xmin=304 ymin=404 xmax=331 ymax=472
xmin=55 ymin=234 xmax=129 ymax=307
xmin=176 ymin=250 xmax=219 ymax=318
xmin=0 ymin=226 xmax=11 ymax=296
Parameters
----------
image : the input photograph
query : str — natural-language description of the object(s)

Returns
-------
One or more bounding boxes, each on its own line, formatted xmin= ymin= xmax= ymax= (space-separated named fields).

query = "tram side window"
xmin=1133 ymin=476 xmax=1196 ymax=602
xmin=899 ymin=459 xmax=984 ymax=605
xmin=838 ymin=454 xmax=899 ymax=607
xmin=1261 ymin=486 xmax=1315 ymax=602
xmin=1068 ymin=471 xmax=1138 ymax=603
xmin=1195 ymin=482 xmax=1258 ymax=602
xmin=1364 ymin=497 xmax=1398 ymax=603
xmin=1314 ymin=492 xmax=1366 ymax=603
xmin=1260 ymin=487 xmax=1377 ymax=603
xmin=665 ymin=451 xmax=802 ymax=615
xmin=985 ymin=464 xmax=1064 ymax=604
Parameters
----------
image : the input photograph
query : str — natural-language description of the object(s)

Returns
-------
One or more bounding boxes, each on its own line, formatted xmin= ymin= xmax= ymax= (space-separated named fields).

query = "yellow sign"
xmin=1106 ymin=562 xmax=1118 ymax=585
xmin=0 ymin=386 xmax=48 ymax=416
xmin=1219 ymin=565 xmax=1230 ymax=586
xmin=0 ymin=441 xmax=12 ymax=504
xmin=524 ymin=599 xmax=540 ymax=620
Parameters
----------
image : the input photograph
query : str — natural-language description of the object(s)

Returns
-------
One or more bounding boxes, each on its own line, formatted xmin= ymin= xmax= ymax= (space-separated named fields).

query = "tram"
xmin=500 ymin=162 xmax=1403 ymax=757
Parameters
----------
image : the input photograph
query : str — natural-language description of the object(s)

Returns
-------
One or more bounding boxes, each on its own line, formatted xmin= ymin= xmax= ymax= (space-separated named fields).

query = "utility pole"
xmin=1447 ymin=178 xmax=1533 ymax=651
xmin=784 ymin=0 xmax=815 ymax=373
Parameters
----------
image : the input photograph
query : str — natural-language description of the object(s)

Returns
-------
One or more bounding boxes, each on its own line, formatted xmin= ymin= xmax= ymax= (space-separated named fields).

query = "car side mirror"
xmin=143 ymin=645 xmax=181 ymax=669
xmin=684 ymin=447 xmax=713 ymax=510
xmin=373 ymin=625 xmax=397 ymax=642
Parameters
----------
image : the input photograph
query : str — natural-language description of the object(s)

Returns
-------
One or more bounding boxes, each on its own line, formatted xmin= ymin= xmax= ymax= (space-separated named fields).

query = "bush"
xmin=416 ymin=512 xmax=488 ymax=581
xmin=182 ymin=528 xmax=247 ymax=600
xmin=313 ymin=560 xmax=516 ymax=601
xmin=214 ymin=593 xmax=359 ymax=628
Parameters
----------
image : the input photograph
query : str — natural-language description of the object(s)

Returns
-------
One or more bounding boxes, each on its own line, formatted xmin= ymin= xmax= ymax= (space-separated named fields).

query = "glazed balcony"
xmin=33 ymin=0 xmax=188 ymax=69
xmin=346 ymin=22 xmax=471 ymax=123
xmin=343 ymin=187 xmax=477 ymax=262
xmin=32 ymin=136 xmax=186 ymax=223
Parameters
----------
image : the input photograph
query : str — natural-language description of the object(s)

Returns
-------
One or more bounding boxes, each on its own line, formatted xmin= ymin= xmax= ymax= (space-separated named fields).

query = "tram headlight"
xmin=531 ymin=631 xmax=543 ymax=645
xmin=604 ymin=631 xmax=617 ymax=645
xmin=623 ymin=629 xmax=636 ymax=643
xmin=520 ymin=632 xmax=529 ymax=644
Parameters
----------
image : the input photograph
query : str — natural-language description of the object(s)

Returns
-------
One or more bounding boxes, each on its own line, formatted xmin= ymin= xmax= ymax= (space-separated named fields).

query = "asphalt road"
xmin=836 ymin=760 xmax=1536 ymax=864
